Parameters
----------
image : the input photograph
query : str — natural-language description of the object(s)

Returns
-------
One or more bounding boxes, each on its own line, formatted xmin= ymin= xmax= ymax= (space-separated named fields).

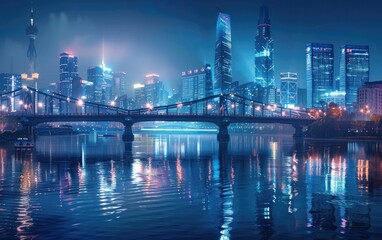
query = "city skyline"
xmin=1 ymin=0 xmax=382 ymax=91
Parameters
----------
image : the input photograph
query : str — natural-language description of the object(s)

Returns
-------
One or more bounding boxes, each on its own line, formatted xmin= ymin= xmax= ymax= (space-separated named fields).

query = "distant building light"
xmin=181 ymin=71 xmax=186 ymax=76
xmin=145 ymin=74 xmax=160 ymax=78
xmin=133 ymin=83 xmax=145 ymax=89
xmin=194 ymin=69 xmax=198 ymax=74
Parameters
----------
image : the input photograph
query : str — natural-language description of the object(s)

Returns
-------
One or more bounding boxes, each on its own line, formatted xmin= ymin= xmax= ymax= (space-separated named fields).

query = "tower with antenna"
xmin=22 ymin=4 xmax=39 ymax=86
xmin=21 ymin=3 xmax=39 ymax=114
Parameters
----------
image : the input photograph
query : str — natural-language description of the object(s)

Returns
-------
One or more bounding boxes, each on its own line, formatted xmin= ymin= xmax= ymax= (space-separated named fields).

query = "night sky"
xmin=1 ymin=0 xmax=382 ymax=93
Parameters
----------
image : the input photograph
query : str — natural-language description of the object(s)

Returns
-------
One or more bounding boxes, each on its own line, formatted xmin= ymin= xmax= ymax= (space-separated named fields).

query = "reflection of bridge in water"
xmin=0 ymin=86 xmax=316 ymax=142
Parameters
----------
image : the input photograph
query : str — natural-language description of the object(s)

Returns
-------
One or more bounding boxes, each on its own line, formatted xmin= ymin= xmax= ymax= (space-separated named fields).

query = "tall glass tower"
xmin=255 ymin=5 xmax=274 ymax=88
xmin=306 ymin=43 xmax=334 ymax=108
xmin=214 ymin=12 xmax=232 ymax=94
xmin=59 ymin=52 xmax=78 ymax=97
xmin=339 ymin=45 xmax=369 ymax=110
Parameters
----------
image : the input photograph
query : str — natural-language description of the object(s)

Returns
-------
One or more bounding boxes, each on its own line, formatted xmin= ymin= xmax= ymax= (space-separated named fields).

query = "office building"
xmin=255 ymin=5 xmax=274 ymax=88
xmin=306 ymin=43 xmax=334 ymax=108
xmin=59 ymin=52 xmax=78 ymax=97
xmin=181 ymin=64 xmax=213 ymax=101
xmin=280 ymin=72 xmax=297 ymax=108
xmin=358 ymin=81 xmax=382 ymax=115
xmin=214 ymin=12 xmax=232 ymax=94
xmin=340 ymin=45 xmax=369 ymax=110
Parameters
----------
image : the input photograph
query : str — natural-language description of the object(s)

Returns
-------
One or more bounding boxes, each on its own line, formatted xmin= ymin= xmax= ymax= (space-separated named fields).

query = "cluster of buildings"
xmin=0 ymin=4 xmax=382 ymax=116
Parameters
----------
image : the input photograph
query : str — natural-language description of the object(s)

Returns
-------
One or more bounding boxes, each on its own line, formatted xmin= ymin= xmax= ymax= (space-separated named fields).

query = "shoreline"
xmin=305 ymin=136 xmax=382 ymax=142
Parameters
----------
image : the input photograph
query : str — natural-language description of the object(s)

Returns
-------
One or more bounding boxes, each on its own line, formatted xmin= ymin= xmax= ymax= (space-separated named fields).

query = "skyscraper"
xmin=181 ymin=64 xmax=213 ymax=102
xmin=280 ymin=72 xmax=297 ymax=108
xmin=59 ymin=52 xmax=78 ymax=97
xmin=306 ymin=43 xmax=334 ymax=108
xmin=340 ymin=45 xmax=369 ymax=110
xmin=87 ymin=66 xmax=103 ymax=103
xmin=255 ymin=5 xmax=274 ymax=88
xmin=112 ymin=72 xmax=126 ymax=98
xmin=214 ymin=12 xmax=232 ymax=94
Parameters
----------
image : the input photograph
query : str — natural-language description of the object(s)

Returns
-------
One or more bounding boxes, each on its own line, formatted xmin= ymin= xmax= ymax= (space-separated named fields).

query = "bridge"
xmin=0 ymin=86 xmax=316 ymax=142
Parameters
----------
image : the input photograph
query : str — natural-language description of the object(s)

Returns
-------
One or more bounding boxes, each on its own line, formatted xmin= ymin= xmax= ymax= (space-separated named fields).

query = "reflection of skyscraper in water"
xmin=255 ymin=155 xmax=275 ymax=238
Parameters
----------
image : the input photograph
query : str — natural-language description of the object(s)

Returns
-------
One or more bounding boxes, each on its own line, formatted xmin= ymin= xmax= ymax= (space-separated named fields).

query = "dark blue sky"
xmin=1 ymin=0 xmax=382 ymax=93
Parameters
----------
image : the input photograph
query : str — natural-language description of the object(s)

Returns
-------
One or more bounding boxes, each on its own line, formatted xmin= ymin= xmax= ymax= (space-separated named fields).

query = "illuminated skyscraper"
xmin=280 ymin=72 xmax=297 ymax=108
xmin=255 ymin=5 xmax=274 ymax=88
xmin=214 ymin=12 xmax=232 ymax=94
xmin=340 ymin=45 xmax=369 ymax=110
xmin=306 ymin=43 xmax=334 ymax=108
xmin=59 ymin=52 xmax=78 ymax=97
xmin=87 ymin=66 xmax=103 ymax=103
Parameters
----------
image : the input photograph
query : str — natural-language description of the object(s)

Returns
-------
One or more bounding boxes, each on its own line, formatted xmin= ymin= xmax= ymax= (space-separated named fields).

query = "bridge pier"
xmin=292 ymin=124 xmax=304 ymax=138
xmin=122 ymin=123 xmax=134 ymax=142
xmin=217 ymin=122 xmax=230 ymax=142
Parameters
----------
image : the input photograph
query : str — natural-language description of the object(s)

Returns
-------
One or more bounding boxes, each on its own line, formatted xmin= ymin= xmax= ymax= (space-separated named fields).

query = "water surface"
xmin=0 ymin=133 xmax=382 ymax=239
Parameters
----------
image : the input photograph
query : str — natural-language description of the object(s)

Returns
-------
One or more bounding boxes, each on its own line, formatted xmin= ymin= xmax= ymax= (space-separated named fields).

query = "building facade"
xmin=87 ymin=66 xmax=103 ymax=103
xmin=340 ymin=45 xmax=369 ymax=110
xmin=255 ymin=5 xmax=274 ymax=88
xmin=280 ymin=72 xmax=297 ymax=108
xmin=59 ymin=52 xmax=78 ymax=97
xmin=306 ymin=43 xmax=334 ymax=108
xmin=214 ymin=12 xmax=232 ymax=94
xmin=358 ymin=81 xmax=382 ymax=115
xmin=181 ymin=64 xmax=213 ymax=102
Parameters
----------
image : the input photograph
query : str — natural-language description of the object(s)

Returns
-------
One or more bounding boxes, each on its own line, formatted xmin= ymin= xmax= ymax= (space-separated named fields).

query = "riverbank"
xmin=305 ymin=136 xmax=382 ymax=142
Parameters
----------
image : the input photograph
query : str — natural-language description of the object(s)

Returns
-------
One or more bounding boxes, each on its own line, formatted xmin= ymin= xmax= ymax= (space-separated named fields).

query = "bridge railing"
xmin=0 ymin=86 xmax=314 ymax=120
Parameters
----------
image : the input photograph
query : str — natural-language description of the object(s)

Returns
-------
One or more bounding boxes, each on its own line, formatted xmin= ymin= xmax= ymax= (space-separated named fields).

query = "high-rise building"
xmin=280 ymin=72 xmax=297 ymax=108
xmin=340 ymin=45 xmax=369 ymax=110
xmin=181 ymin=64 xmax=213 ymax=102
xmin=358 ymin=81 xmax=382 ymax=115
xmin=87 ymin=66 xmax=103 ymax=103
xmin=145 ymin=74 xmax=167 ymax=107
xmin=133 ymin=83 xmax=146 ymax=109
xmin=297 ymin=88 xmax=307 ymax=108
xmin=214 ymin=12 xmax=232 ymax=94
xmin=59 ymin=52 xmax=78 ymax=97
xmin=306 ymin=43 xmax=334 ymax=108
xmin=255 ymin=5 xmax=274 ymax=88
xmin=112 ymin=72 xmax=126 ymax=98
xmin=87 ymin=64 xmax=113 ymax=104
xmin=0 ymin=73 xmax=21 ymax=112
xmin=0 ymin=73 xmax=21 ymax=93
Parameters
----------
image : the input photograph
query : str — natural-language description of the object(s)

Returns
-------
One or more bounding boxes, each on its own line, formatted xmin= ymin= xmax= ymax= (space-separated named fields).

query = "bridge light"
xmin=24 ymin=104 xmax=28 ymax=109
xmin=1 ymin=105 xmax=6 ymax=110
xmin=207 ymin=104 xmax=212 ymax=110
xmin=38 ymin=102 xmax=44 ymax=108
xmin=77 ymin=99 xmax=84 ymax=106
xmin=255 ymin=106 xmax=261 ymax=111
xmin=231 ymin=104 xmax=235 ymax=109
xmin=266 ymin=105 xmax=271 ymax=110
xmin=146 ymin=103 xmax=153 ymax=110
xmin=19 ymin=100 xmax=24 ymax=105
xmin=67 ymin=97 xmax=70 ymax=102
xmin=22 ymin=85 xmax=28 ymax=90
xmin=282 ymin=111 xmax=286 ymax=116
xmin=177 ymin=103 xmax=183 ymax=108
xmin=110 ymin=101 xmax=116 ymax=107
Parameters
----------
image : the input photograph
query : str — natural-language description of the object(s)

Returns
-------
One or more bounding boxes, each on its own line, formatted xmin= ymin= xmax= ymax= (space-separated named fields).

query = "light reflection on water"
xmin=0 ymin=134 xmax=381 ymax=239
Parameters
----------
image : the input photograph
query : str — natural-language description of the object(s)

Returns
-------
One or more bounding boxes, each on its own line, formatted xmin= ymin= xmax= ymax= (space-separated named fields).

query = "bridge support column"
xmin=122 ymin=123 xmax=134 ymax=142
xmin=217 ymin=122 xmax=230 ymax=142
xmin=292 ymin=124 xmax=304 ymax=138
